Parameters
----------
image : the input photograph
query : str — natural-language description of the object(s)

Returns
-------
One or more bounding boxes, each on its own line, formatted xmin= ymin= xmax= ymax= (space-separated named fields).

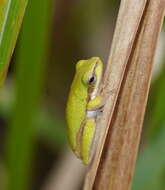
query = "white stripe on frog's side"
xmin=87 ymin=110 xmax=98 ymax=118
xmin=86 ymin=108 xmax=103 ymax=118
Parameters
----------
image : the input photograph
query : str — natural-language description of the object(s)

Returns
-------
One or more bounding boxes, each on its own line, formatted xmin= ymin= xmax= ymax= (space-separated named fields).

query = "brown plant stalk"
xmin=84 ymin=0 xmax=165 ymax=189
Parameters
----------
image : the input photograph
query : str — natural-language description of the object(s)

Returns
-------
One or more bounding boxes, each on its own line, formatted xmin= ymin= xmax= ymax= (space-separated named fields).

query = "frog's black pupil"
xmin=89 ymin=76 xmax=95 ymax=84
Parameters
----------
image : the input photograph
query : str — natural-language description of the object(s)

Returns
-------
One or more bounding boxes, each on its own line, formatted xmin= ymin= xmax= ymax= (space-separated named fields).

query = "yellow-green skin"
xmin=66 ymin=57 xmax=103 ymax=164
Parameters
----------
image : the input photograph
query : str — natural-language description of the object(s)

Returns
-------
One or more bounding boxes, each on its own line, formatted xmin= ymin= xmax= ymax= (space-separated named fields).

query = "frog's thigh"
xmin=87 ymin=96 xmax=102 ymax=110
xmin=81 ymin=119 xmax=95 ymax=164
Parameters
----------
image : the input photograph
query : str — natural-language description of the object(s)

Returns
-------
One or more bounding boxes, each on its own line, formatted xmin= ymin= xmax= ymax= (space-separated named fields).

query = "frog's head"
xmin=76 ymin=57 xmax=103 ymax=89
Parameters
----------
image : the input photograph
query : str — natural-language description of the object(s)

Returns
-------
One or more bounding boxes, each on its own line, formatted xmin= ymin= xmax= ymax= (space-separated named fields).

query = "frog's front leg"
xmin=80 ymin=119 xmax=95 ymax=164
xmin=87 ymin=96 xmax=103 ymax=111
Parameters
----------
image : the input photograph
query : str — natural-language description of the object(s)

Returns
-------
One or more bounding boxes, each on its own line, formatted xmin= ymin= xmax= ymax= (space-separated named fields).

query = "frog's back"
xmin=66 ymin=71 xmax=88 ymax=151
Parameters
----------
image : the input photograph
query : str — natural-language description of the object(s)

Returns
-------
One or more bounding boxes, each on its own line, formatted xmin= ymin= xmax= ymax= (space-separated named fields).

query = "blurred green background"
xmin=0 ymin=0 xmax=164 ymax=189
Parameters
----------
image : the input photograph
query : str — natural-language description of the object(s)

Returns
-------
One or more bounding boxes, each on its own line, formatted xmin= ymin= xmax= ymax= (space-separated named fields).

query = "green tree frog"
xmin=66 ymin=57 xmax=103 ymax=164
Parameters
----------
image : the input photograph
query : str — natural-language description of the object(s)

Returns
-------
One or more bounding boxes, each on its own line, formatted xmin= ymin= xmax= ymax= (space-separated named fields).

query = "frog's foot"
xmin=87 ymin=98 xmax=105 ymax=119
xmin=87 ymin=96 xmax=105 ymax=112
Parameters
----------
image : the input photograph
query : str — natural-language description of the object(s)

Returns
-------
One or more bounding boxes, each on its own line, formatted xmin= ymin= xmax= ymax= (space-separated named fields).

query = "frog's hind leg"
xmin=80 ymin=119 xmax=95 ymax=164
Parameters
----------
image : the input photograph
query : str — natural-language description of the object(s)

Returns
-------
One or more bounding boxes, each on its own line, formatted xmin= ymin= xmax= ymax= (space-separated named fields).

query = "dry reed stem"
xmin=84 ymin=0 xmax=165 ymax=189
xmin=94 ymin=0 xmax=165 ymax=189
xmin=84 ymin=0 xmax=147 ymax=189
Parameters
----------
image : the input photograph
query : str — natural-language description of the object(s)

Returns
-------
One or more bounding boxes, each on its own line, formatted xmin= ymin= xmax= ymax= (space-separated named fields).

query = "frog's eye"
xmin=87 ymin=75 xmax=97 ymax=86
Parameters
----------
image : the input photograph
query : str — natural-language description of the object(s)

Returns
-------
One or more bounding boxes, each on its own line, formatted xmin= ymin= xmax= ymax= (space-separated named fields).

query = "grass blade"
xmin=0 ymin=0 xmax=28 ymax=85
xmin=6 ymin=0 xmax=52 ymax=190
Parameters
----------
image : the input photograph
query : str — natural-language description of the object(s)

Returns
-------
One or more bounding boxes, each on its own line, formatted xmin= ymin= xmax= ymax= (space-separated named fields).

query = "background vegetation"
xmin=0 ymin=0 xmax=164 ymax=189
